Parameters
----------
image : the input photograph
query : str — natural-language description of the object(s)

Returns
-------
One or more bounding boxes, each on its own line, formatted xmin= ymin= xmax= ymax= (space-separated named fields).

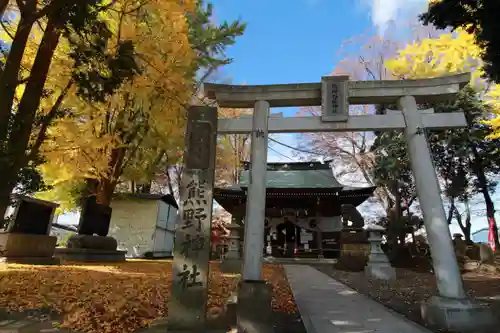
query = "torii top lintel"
xmin=203 ymin=73 xmax=470 ymax=108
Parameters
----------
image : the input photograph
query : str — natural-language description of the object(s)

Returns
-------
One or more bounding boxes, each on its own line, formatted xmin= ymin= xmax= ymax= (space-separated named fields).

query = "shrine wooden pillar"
xmin=316 ymin=198 xmax=323 ymax=258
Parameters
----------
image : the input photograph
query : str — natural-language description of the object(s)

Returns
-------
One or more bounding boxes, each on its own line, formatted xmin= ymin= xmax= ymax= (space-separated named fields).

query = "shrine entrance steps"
xmin=284 ymin=265 xmax=431 ymax=333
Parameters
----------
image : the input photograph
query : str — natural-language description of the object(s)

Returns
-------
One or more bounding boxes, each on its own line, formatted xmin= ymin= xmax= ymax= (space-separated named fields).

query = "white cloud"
xmin=364 ymin=0 xmax=428 ymax=35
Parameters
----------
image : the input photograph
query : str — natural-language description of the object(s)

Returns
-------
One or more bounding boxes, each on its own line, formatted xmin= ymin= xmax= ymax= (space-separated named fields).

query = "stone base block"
xmin=206 ymin=291 xmax=238 ymax=331
xmin=0 ymin=256 xmax=60 ymax=265
xmin=341 ymin=243 xmax=370 ymax=257
xmin=237 ymin=280 xmax=273 ymax=333
xmin=0 ymin=233 xmax=59 ymax=265
xmin=421 ymin=296 xmax=498 ymax=333
xmin=0 ymin=233 xmax=57 ymax=257
xmin=67 ymin=235 xmax=118 ymax=250
xmin=220 ymin=259 xmax=241 ymax=274
xmin=365 ymin=263 xmax=396 ymax=281
xmin=54 ymin=248 xmax=126 ymax=262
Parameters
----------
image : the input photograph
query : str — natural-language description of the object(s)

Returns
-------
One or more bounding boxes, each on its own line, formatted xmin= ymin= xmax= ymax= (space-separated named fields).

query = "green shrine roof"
xmin=238 ymin=161 xmax=343 ymax=189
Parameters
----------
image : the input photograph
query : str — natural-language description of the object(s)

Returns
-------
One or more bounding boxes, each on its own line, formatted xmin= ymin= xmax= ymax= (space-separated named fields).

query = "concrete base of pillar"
xmin=421 ymin=296 xmax=498 ymax=333
xmin=220 ymin=258 xmax=242 ymax=274
xmin=364 ymin=263 xmax=396 ymax=281
xmin=237 ymin=280 xmax=273 ymax=333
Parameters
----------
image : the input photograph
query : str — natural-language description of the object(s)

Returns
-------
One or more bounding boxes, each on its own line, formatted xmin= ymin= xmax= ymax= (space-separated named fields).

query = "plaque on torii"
xmin=321 ymin=75 xmax=349 ymax=121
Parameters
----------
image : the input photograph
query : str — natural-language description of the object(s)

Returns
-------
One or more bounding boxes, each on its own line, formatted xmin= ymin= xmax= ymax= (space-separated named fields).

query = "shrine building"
xmin=213 ymin=161 xmax=375 ymax=258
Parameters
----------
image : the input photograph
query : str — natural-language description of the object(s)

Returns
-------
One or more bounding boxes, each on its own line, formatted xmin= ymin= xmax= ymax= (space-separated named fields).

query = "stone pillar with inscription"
xmin=168 ymin=106 xmax=218 ymax=330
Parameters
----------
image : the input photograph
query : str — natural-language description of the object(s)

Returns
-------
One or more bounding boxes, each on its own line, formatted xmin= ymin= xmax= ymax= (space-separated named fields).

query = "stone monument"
xmin=54 ymin=196 xmax=126 ymax=262
xmin=339 ymin=204 xmax=369 ymax=258
xmin=167 ymin=106 xmax=218 ymax=330
xmin=0 ymin=196 xmax=60 ymax=265
xmin=364 ymin=224 xmax=396 ymax=280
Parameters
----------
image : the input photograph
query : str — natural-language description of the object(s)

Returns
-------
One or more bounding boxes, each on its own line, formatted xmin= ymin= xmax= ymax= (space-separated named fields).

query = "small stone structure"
xmin=220 ymin=220 xmax=242 ymax=273
xmin=364 ymin=224 xmax=396 ymax=281
xmin=0 ymin=196 xmax=60 ymax=265
xmin=339 ymin=204 xmax=369 ymax=259
xmin=339 ymin=229 xmax=369 ymax=256
xmin=54 ymin=196 xmax=126 ymax=262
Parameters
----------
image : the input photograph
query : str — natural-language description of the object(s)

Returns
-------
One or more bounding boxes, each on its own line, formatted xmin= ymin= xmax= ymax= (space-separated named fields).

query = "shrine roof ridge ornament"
xmin=203 ymin=73 xmax=470 ymax=108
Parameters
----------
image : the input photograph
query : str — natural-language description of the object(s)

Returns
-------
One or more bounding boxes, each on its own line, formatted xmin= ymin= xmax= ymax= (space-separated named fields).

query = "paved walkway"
xmin=284 ymin=265 xmax=431 ymax=333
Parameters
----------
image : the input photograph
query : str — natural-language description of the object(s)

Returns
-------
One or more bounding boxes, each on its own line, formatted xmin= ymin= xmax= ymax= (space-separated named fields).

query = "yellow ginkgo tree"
xmin=385 ymin=28 xmax=500 ymax=138
xmin=38 ymin=0 xmax=196 ymax=209
xmin=37 ymin=0 xmax=246 ymax=211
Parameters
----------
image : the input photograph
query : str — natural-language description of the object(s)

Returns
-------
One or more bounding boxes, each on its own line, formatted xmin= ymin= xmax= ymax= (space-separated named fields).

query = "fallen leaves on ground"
xmin=0 ymin=260 xmax=237 ymax=333
xmin=316 ymin=266 xmax=500 ymax=332
xmin=0 ymin=261 xmax=297 ymax=333
xmin=263 ymin=264 xmax=298 ymax=314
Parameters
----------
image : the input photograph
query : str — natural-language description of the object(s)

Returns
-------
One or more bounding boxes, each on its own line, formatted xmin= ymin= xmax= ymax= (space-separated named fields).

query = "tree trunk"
xmin=453 ymin=200 xmax=472 ymax=242
xmin=463 ymin=110 xmax=500 ymax=248
xmin=447 ymin=197 xmax=455 ymax=224
xmin=95 ymin=179 xmax=114 ymax=207
xmin=0 ymin=186 xmax=12 ymax=228
xmin=463 ymin=201 xmax=472 ymax=243
xmin=0 ymin=0 xmax=37 ymax=141
xmin=93 ymin=146 xmax=127 ymax=207
xmin=0 ymin=13 xmax=61 ymax=222
xmin=8 ymin=14 xmax=61 ymax=168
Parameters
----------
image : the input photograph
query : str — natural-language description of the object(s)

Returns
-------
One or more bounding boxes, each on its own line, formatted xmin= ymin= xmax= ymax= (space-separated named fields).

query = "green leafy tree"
xmin=372 ymin=88 xmax=500 ymax=245
xmin=427 ymin=87 xmax=500 ymax=244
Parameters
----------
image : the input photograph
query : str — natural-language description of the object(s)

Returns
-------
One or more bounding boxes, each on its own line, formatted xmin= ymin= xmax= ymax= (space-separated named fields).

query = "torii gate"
xmin=168 ymin=73 xmax=495 ymax=332
xmin=203 ymin=73 xmax=495 ymax=331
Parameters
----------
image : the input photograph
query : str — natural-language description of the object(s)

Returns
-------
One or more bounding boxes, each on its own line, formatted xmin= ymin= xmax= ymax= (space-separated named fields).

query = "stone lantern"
xmin=220 ymin=221 xmax=242 ymax=273
xmin=363 ymin=224 xmax=396 ymax=281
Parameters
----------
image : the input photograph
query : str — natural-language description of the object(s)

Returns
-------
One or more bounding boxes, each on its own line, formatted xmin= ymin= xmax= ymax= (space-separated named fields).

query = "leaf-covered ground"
xmin=0 ymin=261 xmax=297 ymax=333
xmin=316 ymin=266 xmax=500 ymax=333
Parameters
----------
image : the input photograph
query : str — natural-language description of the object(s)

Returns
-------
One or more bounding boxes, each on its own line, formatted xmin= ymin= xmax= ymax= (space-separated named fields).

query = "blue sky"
xmin=212 ymin=0 xmax=371 ymax=85
xmin=209 ymin=0 xmax=429 ymax=162
xmin=211 ymin=0 xmax=375 ymax=163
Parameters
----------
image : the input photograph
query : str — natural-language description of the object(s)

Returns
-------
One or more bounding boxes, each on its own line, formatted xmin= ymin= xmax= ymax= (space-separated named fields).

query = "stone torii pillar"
xmin=242 ymin=100 xmax=270 ymax=281
xmin=398 ymin=98 xmax=496 ymax=331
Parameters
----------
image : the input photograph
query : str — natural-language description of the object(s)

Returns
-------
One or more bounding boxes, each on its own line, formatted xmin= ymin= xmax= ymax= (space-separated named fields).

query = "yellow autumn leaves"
xmin=385 ymin=28 xmax=500 ymax=138
xmin=20 ymin=0 xmax=197 ymax=209
xmin=0 ymin=261 xmax=296 ymax=333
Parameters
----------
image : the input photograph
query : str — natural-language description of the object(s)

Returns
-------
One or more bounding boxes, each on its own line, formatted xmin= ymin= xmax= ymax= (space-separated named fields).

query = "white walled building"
xmin=108 ymin=193 xmax=178 ymax=258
